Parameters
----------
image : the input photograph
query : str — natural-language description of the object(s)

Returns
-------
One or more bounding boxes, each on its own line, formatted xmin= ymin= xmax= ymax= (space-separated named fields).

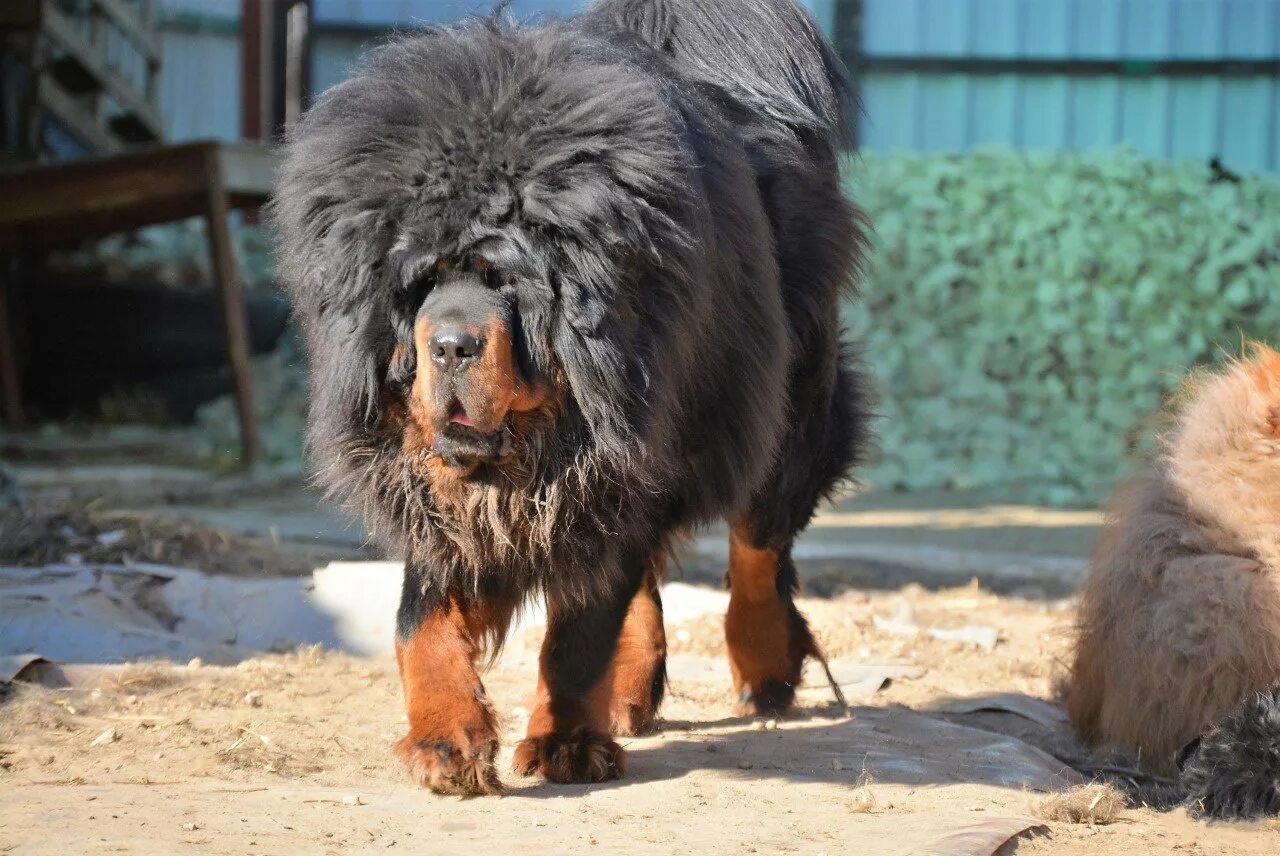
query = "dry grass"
xmin=100 ymin=663 xmax=182 ymax=695
xmin=0 ymin=685 xmax=84 ymax=736
xmin=213 ymin=724 xmax=325 ymax=776
xmin=0 ymin=505 xmax=343 ymax=578
xmin=1035 ymin=783 xmax=1126 ymax=825
xmin=849 ymin=769 xmax=879 ymax=814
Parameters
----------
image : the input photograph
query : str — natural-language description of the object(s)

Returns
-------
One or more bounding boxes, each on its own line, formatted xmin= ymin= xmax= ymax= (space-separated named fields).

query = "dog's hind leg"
xmin=609 ymin=553 xmax=668 ymax=736
xmin=724 ymin=525 xmax=816 ymax=716
xmin=726 ymin=357 xmax=867 ymax=717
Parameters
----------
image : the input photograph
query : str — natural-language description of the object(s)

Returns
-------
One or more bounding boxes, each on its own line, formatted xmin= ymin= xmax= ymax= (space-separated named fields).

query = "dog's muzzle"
xmin=408 ymin=271 xmax=546 ymax=468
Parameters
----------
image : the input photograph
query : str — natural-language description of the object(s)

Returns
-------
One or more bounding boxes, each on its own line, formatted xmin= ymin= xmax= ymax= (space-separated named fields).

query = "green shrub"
xmin=843 ymin=148 xmax=1280 ymax=506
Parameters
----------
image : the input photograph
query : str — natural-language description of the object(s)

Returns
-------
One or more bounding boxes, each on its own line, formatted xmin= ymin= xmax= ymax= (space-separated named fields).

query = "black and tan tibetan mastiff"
xmin=274 ymin=0 xmax=869 ymax=795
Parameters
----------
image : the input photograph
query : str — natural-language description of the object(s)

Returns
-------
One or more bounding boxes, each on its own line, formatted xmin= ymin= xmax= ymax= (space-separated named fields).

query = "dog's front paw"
xmin=396 ymin=728 xmax=502 ymax=796
xmin=512 ymin=727 xmax=626 ymax=784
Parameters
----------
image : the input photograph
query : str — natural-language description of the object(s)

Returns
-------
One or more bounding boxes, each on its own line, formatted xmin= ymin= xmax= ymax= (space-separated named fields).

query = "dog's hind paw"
xmin=396 ymin=733 xmax=503 ymax=796
xmin=512 ymin=727 xmax=625 ymax=784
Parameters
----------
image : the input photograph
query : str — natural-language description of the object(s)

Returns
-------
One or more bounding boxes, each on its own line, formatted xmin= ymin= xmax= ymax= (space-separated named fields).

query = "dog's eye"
xmin=405 ymin=271 xmax=435 ymax=310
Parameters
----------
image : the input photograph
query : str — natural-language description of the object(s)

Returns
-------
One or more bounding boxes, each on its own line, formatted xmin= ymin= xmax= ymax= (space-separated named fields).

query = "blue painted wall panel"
xmin=968 ymin=0 xmax=1020 ymax=57
xmin=1117 ymin=78 xmax=1173 ymax=158
xmin=919 ymin=0 xmax=971 ymax=55
xmin=312 ymin=0 xmax=587 ymax=25
xmin=1069 ymin=78 xmax=1121 ymax=148
xmin=151 ymin=0 xmax=1280 ymax=172
xmin=1020 ymin=77 xmax=1070 ymax=147
xmin=1071 ymin=0 xmax=1116 ymax=58
xmin=918 ymin=75 xmax=971 ymax=149
xmin=312 ymin=32 xmax=377 ymax=95
xmin=1217 ymin=79 xmax=1273 ymax=169
xmin=1022 ymin=2 xmax=1072 ymax=57
xmin=159 ymin=29 xmax=242 ymax=142
xmin=860 ymin=0 xmax=1279 ymax=172
xmin=1168 ymin=78 xmax=1221 ymax=159
xmin=863 ymin=0 xmax=925 ymax=54
xmin=1223 ymin=0 xmax=1279 ymax=57
xmin=1121 ymin=0 xmax=1176 ymax=58
xmin=1170 ymin=0 xmax=1225 ymax=58
xmin=861 ymin=73 xmax=923 ymax=148
xmin=968 ymin=75 xmax=1020 ymax=145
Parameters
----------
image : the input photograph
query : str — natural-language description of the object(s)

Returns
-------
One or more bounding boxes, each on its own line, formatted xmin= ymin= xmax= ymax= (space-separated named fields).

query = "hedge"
xmin=842 ymin=148 xmax=1280 ymax=506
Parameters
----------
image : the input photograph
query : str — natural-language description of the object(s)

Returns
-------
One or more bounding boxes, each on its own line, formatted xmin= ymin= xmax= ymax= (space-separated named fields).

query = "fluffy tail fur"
xmin=584 ymin=0 xmax=850 ymax=143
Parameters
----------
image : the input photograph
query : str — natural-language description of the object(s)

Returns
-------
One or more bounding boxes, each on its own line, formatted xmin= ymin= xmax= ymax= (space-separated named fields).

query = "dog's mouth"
xmin=447 ymin=399 xmax=473 ymax=427
xmin=430 ymin=417 xmax=514 ymax=469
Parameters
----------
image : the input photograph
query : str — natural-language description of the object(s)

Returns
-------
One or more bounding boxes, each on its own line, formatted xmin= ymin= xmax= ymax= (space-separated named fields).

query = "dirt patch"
xmin=1 ymin=588 xmax=1277 ymax=855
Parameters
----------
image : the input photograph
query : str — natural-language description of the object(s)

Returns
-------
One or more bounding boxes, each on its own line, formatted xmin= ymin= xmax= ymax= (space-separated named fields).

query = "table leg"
xmin=202 ymin=152 xmax=263 ymax=466
xmin=0 ymin=272 xmax=23 ymax=429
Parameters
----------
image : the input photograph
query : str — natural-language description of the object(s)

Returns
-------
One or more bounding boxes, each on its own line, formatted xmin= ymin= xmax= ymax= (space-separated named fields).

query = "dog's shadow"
xmin=509 ymin=697 xmax=1083 ymax=800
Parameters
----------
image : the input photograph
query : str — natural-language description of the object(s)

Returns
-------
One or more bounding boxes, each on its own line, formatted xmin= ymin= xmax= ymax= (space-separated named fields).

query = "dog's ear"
xmin=274 ymin=186 xmax=400 ymax=442
xmin=552 ymin=258 xmax=651 ymax=457
xmin=523 ymin=157 xmax=697 ymax=458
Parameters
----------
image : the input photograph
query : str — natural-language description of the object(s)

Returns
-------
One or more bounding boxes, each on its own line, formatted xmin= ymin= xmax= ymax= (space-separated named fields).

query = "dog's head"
xmin=274 ymin=22 xmax=703 ymax=485
xmin=390 ymin=253 xmax=553 ymax=472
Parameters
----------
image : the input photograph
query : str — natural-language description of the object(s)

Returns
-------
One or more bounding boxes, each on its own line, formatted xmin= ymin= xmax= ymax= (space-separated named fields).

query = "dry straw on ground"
xmin=848 ymin=769 xmax=880 ymax=814
xmin=100 ymin=663 xmax=182 ymax=695
xmin=1035 ymin=783 xmax=1125 ymax=825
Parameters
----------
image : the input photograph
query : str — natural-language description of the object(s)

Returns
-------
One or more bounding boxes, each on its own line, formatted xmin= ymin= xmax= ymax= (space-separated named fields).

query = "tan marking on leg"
xmin=724 ymin=527 xmax=810 ymax=716
xmin=611 ymin=557 xmax=667 ymax=735
xmin=395 ymin=598 xmax=504 ymax=795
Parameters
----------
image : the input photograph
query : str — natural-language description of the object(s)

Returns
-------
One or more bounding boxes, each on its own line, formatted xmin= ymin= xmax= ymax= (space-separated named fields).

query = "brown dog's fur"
xmin=1068 ymin=344 xmax=1280 ymax=773
xmin=724 ymin=527 xmax=814 ymax=716
xmin=394 ymin=598 xmax=504 ymax=795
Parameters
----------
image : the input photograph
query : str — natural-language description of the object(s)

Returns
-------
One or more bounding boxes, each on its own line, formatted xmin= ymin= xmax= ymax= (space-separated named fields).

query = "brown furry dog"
xmin=1068 ymin=343 xmax=1280 ymax=777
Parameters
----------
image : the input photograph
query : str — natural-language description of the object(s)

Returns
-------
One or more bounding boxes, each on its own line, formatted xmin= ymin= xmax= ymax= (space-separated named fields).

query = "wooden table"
xmin=0 ymin=140 xmax=278 ymax=465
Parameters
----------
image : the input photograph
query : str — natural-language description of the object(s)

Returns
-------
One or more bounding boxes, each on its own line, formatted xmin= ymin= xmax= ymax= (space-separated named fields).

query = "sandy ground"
xmin=3 ymin=582 xmax=1277 ymax=855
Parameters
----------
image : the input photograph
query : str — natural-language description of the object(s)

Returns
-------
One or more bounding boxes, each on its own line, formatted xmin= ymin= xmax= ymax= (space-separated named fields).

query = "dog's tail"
xmin=586 ymin=0 xmax=850 ymax=145
xmin=1178 ymin=683 xmax=1280 ymax=819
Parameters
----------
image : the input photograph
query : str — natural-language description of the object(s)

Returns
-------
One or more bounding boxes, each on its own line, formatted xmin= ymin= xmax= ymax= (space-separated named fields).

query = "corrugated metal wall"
xmin=859 ymin=0 xmax=1280 ymax=172
xmin=311 ymin=1 xmax=828 ymax=94
xmin=159 ymin=27 xmax=242 ymax=142
xmin=311 ymin=0 xmax=587 ymax=94
xmin=154 ymin=0 xmax=1280 ymax=172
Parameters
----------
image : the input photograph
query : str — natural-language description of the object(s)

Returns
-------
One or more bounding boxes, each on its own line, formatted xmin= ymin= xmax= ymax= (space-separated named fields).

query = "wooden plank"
xmin=41 ymin=2 xmax=163 ymax=141
xmin=0 ymin=0 xmax=39 ymax=28
xmin=91 ymin=0 xmax=162 ymax=63
xmin=202 ymin=149 xmax=263 ymax=467
xmin=0 ymin=193 xmax=209 ymax=252
xmin=216 ymin=142 xmax=279 ymax=198
xmin=34 ymin=75 xmax=120 ymax=155
xmin=0 ymin=143 xmax=275 ymax=251
xmin=0 ymin=143 xmax=209 ymax=231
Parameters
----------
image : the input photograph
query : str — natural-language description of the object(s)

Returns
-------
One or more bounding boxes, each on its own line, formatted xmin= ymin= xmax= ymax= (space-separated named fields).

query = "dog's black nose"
xmin=429 ymin=327 xmax=482 ymax=369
